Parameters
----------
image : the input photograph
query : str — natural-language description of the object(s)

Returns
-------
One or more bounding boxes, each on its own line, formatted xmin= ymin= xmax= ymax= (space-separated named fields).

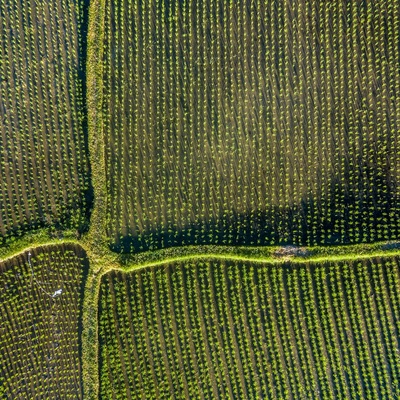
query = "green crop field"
xmin=98 ymin=256 xmax=400 ymax=399
xmin=0 ymin=0 xmax=90 ymax=242
xmin=0 ymin=244 xmax=88 ymax=399
xmin=97 ymin=0 xmax=400 ymax=253
xmin=1 ymin=0 xmax=400 ymax=398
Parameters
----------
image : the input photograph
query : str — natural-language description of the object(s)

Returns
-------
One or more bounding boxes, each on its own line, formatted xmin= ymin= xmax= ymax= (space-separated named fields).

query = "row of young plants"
xmin=0 ymin=243 xmax=88 ymax=399
xmin=99 ymin=0 xmax=400 ymax=253
xmin=98 ymin=255 xmax=400 ymax=399
xmin=0 ymin=0 xmax=89 ymax=243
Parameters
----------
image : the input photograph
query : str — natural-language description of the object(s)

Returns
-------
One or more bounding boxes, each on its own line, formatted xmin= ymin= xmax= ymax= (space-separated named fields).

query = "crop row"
xmin=0 ymin=244 xmax=88 ymax=399
xmin=0 ymin=0 xmax=89 ymax=241
xmin=99 ymin=256 xmax=400 ymax=399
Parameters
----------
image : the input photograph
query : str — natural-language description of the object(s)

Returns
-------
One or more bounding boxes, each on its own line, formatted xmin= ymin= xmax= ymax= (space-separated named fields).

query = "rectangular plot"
xmin=0 ymin=243 xmax=89 ymax=399
xmin=98 ymin=255 xmax=400 ymax=399
xmin=0 ymin=0 xmax=90 ymax=241
xmin=97 ymin=0 xmax=400 ymax=252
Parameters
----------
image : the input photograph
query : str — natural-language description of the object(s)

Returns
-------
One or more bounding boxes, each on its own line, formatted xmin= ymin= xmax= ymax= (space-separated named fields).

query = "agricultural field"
xmin=0 ymin=0 xmax=90 ymax=242
xmin=98 ymin=0 xmax=400 ymax=252
xmin=98 ymin=255 xmax=400 ymax=399
xmin=1 ymin=0 xmax=400 ymax=399
xmin=0 ymin=244 xmax=88 ymax=399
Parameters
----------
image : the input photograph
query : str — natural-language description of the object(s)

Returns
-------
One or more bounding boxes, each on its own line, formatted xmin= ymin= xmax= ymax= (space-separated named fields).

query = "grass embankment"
xmin=85 ymin=0 xmax=108 ymax=256
xmin=0 ymin=229 xmax=81 ymax=262
xmin=81 ymin=0 xmax=112 ymax=397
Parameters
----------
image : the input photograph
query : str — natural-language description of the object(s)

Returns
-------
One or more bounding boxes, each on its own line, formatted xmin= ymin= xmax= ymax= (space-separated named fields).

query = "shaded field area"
xmin=0 ymin=244 xmax=88 ymax=399
xmin=99 ymin=0 xmax=400 ymax=253
xmin=0 ymin=0 xmax=90 ymax=242
xmin=99 ymin=256 xmax=400 ymax=399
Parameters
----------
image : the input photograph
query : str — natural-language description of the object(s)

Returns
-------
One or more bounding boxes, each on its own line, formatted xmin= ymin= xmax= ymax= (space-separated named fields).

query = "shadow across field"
xmin=110 ymin=177 xmax=400 ymax=254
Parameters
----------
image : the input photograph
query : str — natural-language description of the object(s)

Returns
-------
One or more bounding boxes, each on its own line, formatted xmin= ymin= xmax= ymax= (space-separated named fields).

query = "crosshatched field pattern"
xmin=0 ymin=0 xmax=89 ymax=241
xmin=101 ymin=0 xmax=400 ymax=252
xmin=0 ymin=244 xmax=88 ymax=399
xmin=99 ymin=256 xmax=400 ymax=399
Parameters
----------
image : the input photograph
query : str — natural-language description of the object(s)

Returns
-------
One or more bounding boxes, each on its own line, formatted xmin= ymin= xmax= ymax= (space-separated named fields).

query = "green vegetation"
xmin=98 ymin=255 xmax=400 ymax=399
xmin=0 ymin=0 xmax=90 ymax=243
xmin=0 ymin=228 xmax=82 ymax=261
xmin=80 ymin=241 xmax=400 ymax=399
xmin=1 ymin=0 xmax=400 ymax=399
xmin=96 ymin=0 xmax=400 ymax=253
xmin=0 ymin=244 xmax=88 ymax=399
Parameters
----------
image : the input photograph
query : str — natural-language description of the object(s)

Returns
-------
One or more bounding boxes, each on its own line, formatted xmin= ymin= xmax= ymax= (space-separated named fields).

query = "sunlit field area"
xmin=0 ymin=0 xmax=90 ymax=242
xmin=99 ymin=255 xmax=400 ymax=399
xmin=1 ymin=0 xmax=400 ymax=398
